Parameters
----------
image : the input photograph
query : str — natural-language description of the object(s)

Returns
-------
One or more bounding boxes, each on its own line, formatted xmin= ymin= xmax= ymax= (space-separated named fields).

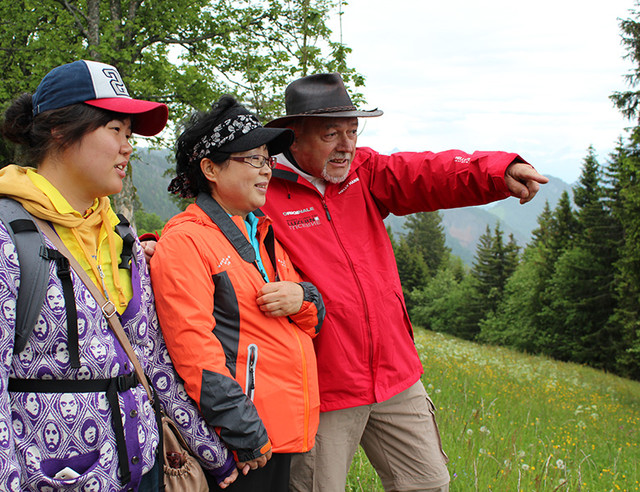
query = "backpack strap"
xmin=115 ymin=213 xmax=137 ymax=270
xmin=0 ymin=198 xmax=52 ymax=354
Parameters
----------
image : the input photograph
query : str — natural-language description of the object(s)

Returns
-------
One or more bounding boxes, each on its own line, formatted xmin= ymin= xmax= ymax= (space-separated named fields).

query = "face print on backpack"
xmin=77 ymin=314 xmax=87 ymax=337
xmin=95 ymin=392 xmax=109 ymax=416
xmin=43 ymin=421 xmax=61 ymax=452
xmin=83 ymin=476 xmax=102 ymax=492
xmin=18 ymin=342 xmax=33 ymax=366
xmin=81 ymin=419 xmax=98 ymax=447
xmin=24 ymin=393 xmax=42 ymax=419
xmin=137 ymin=422 xmax=147 ymax=445
xmin=98 ymin=442 xmax=115 ymax=468
xmin=83 ymin=290 xmax=97 ymax=311
xmin=174 ymin=408 xmax=191 ymax=428
xmin=7 ymin=472 xmax=20 ymax=492
xmin=176 ymin=386 xmax=189 ymax=402
xmin=88 ymin=336 xmax=107 ymax=363
xmin=12 ymin=411 xmax=25 ymax=438
xmin=136 ymin=320 xmax=147 ymax=338
xmin=77 ymin=365 xmax=92 ymax=380
xmin=0 ymin=420 xmax=9 ymax=447
xmin=59 ymin=394 xmax=79 ymax=423
xmin=33 ymin=316 xmax=49 ymax=341
xmin=36 ymin=366 xmax=54 ymax=379
xmin=25 ymin=445 xmax=41 ymax=472
xmin=200 ymin=446 xmax=216 ymax=462
xmin=2 ymin=298 xmax=16 ymax=324
xmin=2 ymin=242 xmax=19 ymax=267
xmin=53 ymin=340 xmax=69 ymax=367
xmin=46 ymin=285 xmax=65 ymax=316
xmin=153 ymin=372 xmax=169 ymax=392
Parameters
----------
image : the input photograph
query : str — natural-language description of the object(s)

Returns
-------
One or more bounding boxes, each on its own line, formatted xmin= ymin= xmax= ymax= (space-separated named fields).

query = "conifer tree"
xmin=402 ymin=212 xmax=450 ymax=276
xmin=608 ymin=6 xmax=640 ymax=378
xmin=543 ymin=151 xmax=619 ymax=368
xmin=464 ymin=223 xmax=520 ymax=339
xmin=471 ymin=223 xmax=520 ymax=312
xmin=607 ymin=139 xmax=640 ymax=377
xmin=532 ymin=191 xmax=579 ymax=351
xmin=478 ymin=248 xmax=544 ymax=351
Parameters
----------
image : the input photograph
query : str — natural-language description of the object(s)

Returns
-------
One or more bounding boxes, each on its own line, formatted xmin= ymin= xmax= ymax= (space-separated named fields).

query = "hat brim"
xmin=265 ymin=108 xmax=383 ymax=128
xmin=219 ymin=127 xmax=294 ymax=155
xmin=85 ymin=98 xmax=169 ymax=136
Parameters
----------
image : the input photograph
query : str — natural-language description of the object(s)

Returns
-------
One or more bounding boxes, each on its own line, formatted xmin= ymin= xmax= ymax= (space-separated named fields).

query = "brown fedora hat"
xmin=266 ymin=72 xmax=383 ymax=128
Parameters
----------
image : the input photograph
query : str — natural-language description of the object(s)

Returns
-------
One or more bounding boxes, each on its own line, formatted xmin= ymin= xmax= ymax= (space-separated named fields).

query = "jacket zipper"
xmin=245 ymin=344 xmax=258 ymax=401
xmin=321 ymin=198 xmax=374 ymax=377
xmin=289 ymin=325 xmax=311 ymax=451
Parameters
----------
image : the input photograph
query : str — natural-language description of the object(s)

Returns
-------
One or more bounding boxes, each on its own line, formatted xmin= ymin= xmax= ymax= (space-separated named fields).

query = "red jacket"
xmin=262 ymin=147 xmax=518 ymax=412
xmin=151 ymin=194 xmax=324 ymax=459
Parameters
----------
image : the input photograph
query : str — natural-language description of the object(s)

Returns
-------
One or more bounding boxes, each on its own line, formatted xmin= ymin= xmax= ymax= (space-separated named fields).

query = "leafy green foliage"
xmin=410 ymin=264 xmax=478 ymax=339
xmin=134 ymin=209 xmax=166 ymax=236
xmin=0 ymin=0 xmax=363 ymax=219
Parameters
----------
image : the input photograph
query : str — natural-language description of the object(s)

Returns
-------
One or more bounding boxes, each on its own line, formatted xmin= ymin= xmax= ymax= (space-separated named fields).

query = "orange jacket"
xmin=150 ymin=194 xmax=323 ymax=461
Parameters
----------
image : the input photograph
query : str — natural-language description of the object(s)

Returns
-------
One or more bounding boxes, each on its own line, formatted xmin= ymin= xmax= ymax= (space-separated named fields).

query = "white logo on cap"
xmin=102 ymin=68 xmax=128 ymax=96
xmin=84 ymin=60 xmax=131 ymax=99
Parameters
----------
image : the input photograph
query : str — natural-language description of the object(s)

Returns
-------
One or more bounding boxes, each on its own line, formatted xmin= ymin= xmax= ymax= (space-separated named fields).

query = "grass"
xmin=346 ymin=329 xmax=640 ymax=491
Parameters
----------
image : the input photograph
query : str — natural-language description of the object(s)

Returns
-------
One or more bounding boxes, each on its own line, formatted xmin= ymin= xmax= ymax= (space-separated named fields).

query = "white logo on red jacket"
xmin=338 ymin=177 xmax=360 ymax=194
xmin=282 ymin=207 xmax=315 ymax=216
xmin=284 ymin=213 xmax=321 ymax=231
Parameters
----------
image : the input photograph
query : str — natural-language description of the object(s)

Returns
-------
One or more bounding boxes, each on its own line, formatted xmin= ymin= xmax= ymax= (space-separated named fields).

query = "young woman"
xmin=150 ymin=95 xmax=325 ymax=491
xmin=0 ymin=60 xmax=236 ymax=491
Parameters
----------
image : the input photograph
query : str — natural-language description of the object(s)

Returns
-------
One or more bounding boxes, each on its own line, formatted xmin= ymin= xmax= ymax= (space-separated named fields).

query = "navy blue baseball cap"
xmin=32 ymin=60 xmax=168 ymax=136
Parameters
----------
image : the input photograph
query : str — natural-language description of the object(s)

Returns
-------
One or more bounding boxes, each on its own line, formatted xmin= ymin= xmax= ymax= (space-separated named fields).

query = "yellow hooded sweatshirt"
xmin=0 ymin=164 xmax=132 ymax=312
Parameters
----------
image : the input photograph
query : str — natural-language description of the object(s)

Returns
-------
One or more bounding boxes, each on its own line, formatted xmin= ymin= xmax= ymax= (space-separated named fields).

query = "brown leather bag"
xmin=162 ymin=415 xmax=209 ymax=491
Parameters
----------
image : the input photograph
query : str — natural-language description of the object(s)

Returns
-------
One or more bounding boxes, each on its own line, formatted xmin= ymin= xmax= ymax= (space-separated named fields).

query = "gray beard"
xmin=321 ymin=163 xmax=351 ymax=184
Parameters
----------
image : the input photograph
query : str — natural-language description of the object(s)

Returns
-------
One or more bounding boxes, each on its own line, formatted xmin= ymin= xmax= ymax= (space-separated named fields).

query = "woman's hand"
xmin=236 ymin=449 xmax=273 ymax=475
xmin=217 ymin=467 xmax=239 ymax=488
xmin=256 ymin=281 xmax=304 ymax=317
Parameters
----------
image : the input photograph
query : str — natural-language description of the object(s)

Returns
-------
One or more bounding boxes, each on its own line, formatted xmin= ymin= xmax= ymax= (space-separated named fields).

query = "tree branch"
xmin=51 ymin=0 xmax=91 ymax=41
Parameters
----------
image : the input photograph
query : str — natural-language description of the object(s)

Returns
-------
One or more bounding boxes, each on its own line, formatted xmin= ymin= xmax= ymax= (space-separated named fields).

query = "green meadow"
xmin=346 ymin=329 xmax=640 ymax=491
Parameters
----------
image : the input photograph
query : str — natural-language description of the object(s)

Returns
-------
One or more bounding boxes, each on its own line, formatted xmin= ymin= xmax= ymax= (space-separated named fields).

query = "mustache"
xmin=328 ymin=152 xmax=351 ymax=161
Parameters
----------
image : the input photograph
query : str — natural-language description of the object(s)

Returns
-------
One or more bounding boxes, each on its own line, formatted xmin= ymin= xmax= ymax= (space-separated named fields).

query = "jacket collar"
xmin=272 ymin=153 xmax=329 ymax=195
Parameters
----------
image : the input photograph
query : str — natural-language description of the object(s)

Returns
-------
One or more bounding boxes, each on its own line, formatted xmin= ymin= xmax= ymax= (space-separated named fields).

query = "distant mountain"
xmin=385 ymin=176 xmax=573 ymax=265
xmin=132 ymin=148 xmax=181 ymax=220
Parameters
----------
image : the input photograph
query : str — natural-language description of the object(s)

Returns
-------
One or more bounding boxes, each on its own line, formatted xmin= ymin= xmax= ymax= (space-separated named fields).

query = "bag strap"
xmin=32 ymin=217 xmax=153 ymax=402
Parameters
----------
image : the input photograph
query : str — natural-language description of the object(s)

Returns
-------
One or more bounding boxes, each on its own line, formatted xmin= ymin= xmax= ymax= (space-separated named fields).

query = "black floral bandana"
xmin=167 ymin=173 xmax=194 ymax=198
xmin=190 ymin=113 xmax=261 ymax=165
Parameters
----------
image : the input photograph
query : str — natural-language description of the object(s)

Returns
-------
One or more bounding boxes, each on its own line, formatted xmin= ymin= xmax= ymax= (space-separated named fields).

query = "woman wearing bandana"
xmin=150 ymin=95 xmax=325 ymax=492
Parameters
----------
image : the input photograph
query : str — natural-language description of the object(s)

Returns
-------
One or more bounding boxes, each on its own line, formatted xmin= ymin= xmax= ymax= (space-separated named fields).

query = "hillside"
xmin=346 ymin=329 xmax=640 ymax=490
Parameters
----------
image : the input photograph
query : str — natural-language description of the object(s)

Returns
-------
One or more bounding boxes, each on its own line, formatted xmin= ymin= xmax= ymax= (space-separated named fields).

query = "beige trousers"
xmin=289 ymin=380 xmax=450 ymax=491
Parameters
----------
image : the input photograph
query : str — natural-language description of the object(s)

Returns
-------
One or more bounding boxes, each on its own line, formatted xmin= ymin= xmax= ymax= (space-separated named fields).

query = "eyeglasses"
xmin=228 ymin=155 xmax=277 ymax=169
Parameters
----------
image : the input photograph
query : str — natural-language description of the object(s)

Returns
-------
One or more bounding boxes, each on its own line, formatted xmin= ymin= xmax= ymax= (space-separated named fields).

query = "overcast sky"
xmin=334 ymin=0 xmax=636 ymax=184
